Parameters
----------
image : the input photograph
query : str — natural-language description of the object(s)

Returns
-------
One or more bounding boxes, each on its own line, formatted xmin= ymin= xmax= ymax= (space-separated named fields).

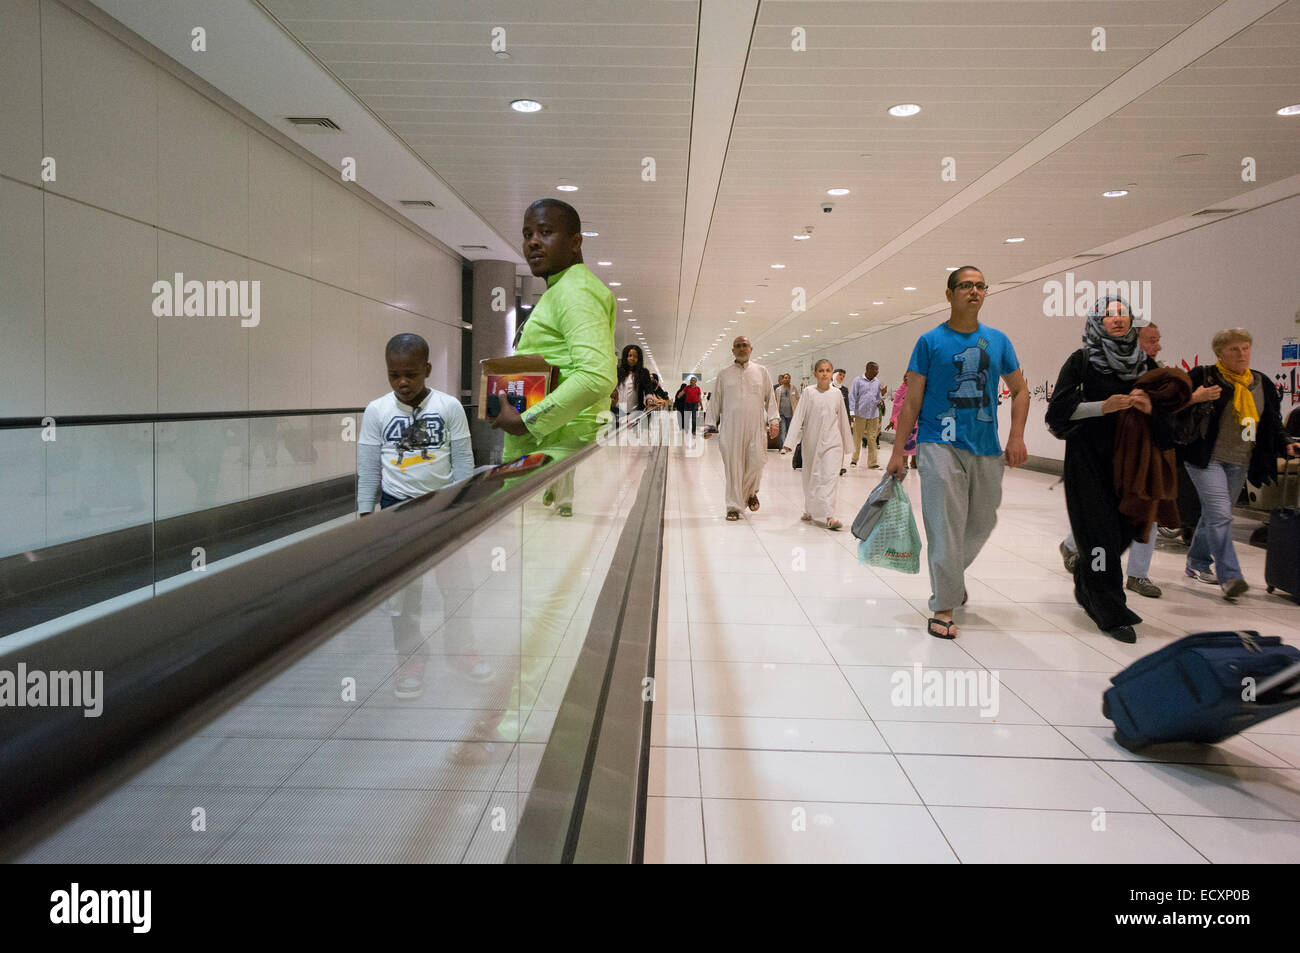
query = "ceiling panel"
xmin=247 ymin=0 xmax=1299 ymax=379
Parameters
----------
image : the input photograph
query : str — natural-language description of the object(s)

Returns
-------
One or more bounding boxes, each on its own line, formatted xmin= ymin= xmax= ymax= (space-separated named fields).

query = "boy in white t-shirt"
xmin=357 ymin=333 xmax=473 ymax=513
xmin=357 ymin=333 xmax=475 ymax=698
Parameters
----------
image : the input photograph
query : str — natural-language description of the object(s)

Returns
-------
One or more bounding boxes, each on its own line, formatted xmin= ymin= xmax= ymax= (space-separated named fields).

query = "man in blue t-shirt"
xmin=887 ymin=266 xmax=1029 ymax=640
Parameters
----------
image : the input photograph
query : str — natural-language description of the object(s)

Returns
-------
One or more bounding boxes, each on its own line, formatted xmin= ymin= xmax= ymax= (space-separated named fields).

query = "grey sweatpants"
xmin=917 ymin=443 xmax=1005 ymax=612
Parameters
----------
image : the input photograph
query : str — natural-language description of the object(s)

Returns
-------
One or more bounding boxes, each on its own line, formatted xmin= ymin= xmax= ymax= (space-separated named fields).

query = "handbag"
xmin=1172 ymin=400 xmax=1214 ymax=445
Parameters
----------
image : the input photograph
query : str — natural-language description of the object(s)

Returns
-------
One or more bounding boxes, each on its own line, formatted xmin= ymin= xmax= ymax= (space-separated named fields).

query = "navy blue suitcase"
xmin=1102 ymin=631 xmax=1300 ymax=751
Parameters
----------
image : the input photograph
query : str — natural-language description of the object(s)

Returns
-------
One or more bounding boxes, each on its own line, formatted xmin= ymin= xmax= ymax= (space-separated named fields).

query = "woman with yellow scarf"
xmin=1181 ymin=329 xmax=1300 ymax=599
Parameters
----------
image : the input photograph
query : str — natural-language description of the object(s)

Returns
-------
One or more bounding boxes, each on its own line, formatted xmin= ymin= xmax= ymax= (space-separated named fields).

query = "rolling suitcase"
xmin=791 ymin=442 xmax=802 ymax=469
xmin=1265 ymin=463 xmax=1300 ymax=604
xmin=1102 ymin=630 xmax=1300 ymax=751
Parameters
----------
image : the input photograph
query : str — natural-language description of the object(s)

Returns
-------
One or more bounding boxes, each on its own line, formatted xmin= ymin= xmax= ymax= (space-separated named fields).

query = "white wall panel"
xmin=44 ymin=194 xmax=157 ymax=415
xmin=41 ymin=0 xmax=157 ymax=223
xmin=310 ymin=175 xmax=359 ymax=292
xmin=247 ymin=262 xmax=312 ymax=410
xmin=310 ymin=283 xmax=359 ymax=407
xmin=157 ymin=79 xmax=249 ymax=256
xmin=156 ymin=233 xmax=250 ymax=413
xmin=248 ymin=133 xmax=313 ymax=275
xmin=358 ymin=205 xmax=396 ymax=303
xmin=0 ymin=0 xmax=44 ymax=186
xmin=0 ymin=181 xmax=46 ymax=416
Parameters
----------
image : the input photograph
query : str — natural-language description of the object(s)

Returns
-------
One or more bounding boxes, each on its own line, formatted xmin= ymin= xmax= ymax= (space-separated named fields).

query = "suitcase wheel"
xmin=1101 ymin=695 xmax=1110 ymax=718
xmin=1112 ymin=728 xmax=1145 ymax=753
xmin=1268 ymin=585 xmax=1275 ymax=593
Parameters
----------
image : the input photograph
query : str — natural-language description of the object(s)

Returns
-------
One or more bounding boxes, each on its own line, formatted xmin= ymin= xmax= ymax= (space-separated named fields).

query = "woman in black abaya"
xmin=1046 ymin=296 xmax=1152 ymax=643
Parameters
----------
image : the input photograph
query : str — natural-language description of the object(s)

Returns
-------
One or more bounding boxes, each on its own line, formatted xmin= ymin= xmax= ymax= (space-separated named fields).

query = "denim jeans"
xmin=1064 ymin=523 xmax=1157 ymax=577
xmin=1184 ymin=460 xmax=1250 ymax=583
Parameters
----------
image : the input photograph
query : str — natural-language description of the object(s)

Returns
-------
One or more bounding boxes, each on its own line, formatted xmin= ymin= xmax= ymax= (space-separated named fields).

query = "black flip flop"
xmin=928 ymin=618 xmax=958 ymax=639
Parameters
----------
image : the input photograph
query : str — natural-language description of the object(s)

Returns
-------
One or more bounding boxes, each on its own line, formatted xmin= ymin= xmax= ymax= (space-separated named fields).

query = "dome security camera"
xmin=821 ymin=202 xmax=834 ymax=213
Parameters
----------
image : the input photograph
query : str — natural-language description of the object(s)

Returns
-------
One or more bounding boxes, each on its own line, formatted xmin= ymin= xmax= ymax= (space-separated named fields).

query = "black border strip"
xmin=512 ymin=443 xmax=668 ymax=863
xmin=0 ymin=408 xmax=364 ymax=429
xmin=572 ymin=444 xmax=667 ymax=863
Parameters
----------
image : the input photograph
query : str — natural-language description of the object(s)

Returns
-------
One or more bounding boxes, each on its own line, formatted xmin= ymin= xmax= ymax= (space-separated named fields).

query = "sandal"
xmin=826 ymin=519 xmax=843 ymax=531
xmin=542 ymin=489 xmax=555 ymax=507
xmin=726 ymin=511 xmax=741 ymax=521
xmin=557 ymin=504 xmax=572 ymax=517
xmin=801 ymin=513 xmax=812 ymax=522
xmin=747 ymin=495 xmax=760 ymax=512
xmin=927 ymin=617 xmax=959 ymax=640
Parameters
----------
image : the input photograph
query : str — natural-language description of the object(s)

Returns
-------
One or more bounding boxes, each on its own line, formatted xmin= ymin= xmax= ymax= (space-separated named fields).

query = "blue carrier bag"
xmin=1102 ymin=630 xmax=1300 ymax=751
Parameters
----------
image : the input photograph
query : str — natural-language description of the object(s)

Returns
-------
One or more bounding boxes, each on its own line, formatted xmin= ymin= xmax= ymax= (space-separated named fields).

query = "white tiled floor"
xmin=646 ymin=438 xmax=1300 ymax=864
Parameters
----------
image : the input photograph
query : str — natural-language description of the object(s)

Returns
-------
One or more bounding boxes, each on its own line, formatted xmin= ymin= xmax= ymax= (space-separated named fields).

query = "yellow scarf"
xmin=1215 ymin=361 xmax=1258 ymax=425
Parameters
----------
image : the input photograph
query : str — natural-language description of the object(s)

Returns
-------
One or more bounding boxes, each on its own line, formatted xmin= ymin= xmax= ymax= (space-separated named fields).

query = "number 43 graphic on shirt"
xmin=384 ymin=414 xmax=446 ymax=445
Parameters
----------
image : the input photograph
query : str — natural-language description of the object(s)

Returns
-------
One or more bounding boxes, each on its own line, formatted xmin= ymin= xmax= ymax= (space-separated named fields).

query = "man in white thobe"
xmin=704 ymin=336 xmax=780 ymax=520
xmin=782 ymin=360 xmax=853 ymax=528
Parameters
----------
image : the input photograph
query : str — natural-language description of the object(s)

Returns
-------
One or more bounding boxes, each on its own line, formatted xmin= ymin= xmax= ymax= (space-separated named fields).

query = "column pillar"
xmin=469 ymin=260 xmax=518 ymax=464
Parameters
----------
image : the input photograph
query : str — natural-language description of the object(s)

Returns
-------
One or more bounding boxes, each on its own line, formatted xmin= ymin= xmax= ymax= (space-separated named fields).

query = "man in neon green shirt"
xmin=490 ymin=198 xmax=617 ymax=515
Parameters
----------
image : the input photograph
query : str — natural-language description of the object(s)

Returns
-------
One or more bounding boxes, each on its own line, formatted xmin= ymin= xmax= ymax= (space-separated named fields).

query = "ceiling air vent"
xmin=399 ymin=200 xmax=437 ymax=208
xmin=459 ymin=244 xmax=490 ymax=250
xmin=285 ymin=116 xmax=341 ymax=131
xmin=1192 ymin=208 xmax=1238 ymax=216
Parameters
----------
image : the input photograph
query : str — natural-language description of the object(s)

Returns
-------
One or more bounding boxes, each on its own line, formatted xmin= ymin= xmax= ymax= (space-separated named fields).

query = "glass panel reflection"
xmin=15 ymin=442 xmax=652 ymax=863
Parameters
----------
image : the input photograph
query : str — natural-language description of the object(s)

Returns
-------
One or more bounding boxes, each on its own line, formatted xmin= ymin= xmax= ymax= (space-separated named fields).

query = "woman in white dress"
xmin=782 ymin=359 xmax=854 ymax=530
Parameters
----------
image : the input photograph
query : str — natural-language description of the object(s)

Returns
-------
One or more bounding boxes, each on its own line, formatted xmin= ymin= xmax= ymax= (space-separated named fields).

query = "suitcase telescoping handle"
xmin=1254 ymin=660 xmax=1300 ymax=697
xmin=1283 ymin=455 xmax=1299 ymax=508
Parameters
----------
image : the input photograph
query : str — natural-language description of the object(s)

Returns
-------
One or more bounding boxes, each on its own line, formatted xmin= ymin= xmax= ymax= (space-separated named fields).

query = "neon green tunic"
xmin=503 ymin=262 xmax=617 ymax=462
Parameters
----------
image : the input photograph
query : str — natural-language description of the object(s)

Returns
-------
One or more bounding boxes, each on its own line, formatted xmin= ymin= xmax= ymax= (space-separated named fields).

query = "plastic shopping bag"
xmin=857 ymin=478 xmax=921 ymax=574
xmin=851 ymin=472 xmax=896 ymax=541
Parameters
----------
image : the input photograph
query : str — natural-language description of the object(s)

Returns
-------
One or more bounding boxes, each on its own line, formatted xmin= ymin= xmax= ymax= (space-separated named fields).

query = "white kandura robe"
xmin=784 ymin=384 xmax=853 ymax=521
xmin=706 ymin=360 xmax=779 ymax=513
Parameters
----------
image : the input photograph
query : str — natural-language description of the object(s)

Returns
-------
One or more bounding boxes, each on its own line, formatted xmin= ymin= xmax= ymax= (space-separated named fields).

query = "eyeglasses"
xmin=953 ymin=281 xmax=988 ymax=292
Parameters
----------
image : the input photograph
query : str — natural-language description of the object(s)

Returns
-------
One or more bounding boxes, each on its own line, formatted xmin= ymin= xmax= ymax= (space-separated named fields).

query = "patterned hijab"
xmin=1083 ymin=294 xmax=1145 ymax=381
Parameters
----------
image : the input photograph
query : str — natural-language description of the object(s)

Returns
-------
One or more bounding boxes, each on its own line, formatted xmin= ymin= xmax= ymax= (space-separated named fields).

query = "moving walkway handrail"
xmin=0 ymin=431 xmax=609 ymax=837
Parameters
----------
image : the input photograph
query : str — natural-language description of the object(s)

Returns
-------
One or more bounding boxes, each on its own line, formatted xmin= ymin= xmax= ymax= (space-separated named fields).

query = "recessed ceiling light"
xmin=945 ymin=266 xmax=959 ymax=272
xmin=1004 ymin=237 xmax=1025 ymax=243
xmin=581 ymin=231 xmax=599 ymax=237
xmin=848 ymin=312 xmax=859 ymax=316
xmin=826 ymin=188 xmax=850 ymax=196
xmin=555 ymin=184 xmax=579 ymax=193
xmin=744 ymin=299 xmax=755 ymax=303
xmin=1102 ymin=189 xmax=1128 ymax=198
xmin=729 ymin=319 xmax=739 ymax=323
xmin=771 ymin=264 xmax=786 ymax=269
xmin=616 ymin=297 xmax=628 ymax=302
xmin=623 ymin=309 xmax=633 ymax=313
xmin=511 ymin=99 xmax=543 ymax=113
xmin=609 ymin=282 xmax=621 ymax=286
xmin=631 ymin=325 xmax=640 ymax=329
xmin=793 ymin=234 xmax=811 ymax=240
xmin=831 ymin=321 xmax=840 ymax=325
xmin=888 ymin=103 xmax=921 ymax=118
xmin=903 ymin=286 xmax=917 ymax=291
xmin=802 ymin=334 xmax=810 ymax=338
xmin=597 ymin=260 xmax=612 ymax=266
xmin=1277 ymin=104 xmax=1300 ymax=116
xmin=873 ymin=301 xmax=884 ymax=305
